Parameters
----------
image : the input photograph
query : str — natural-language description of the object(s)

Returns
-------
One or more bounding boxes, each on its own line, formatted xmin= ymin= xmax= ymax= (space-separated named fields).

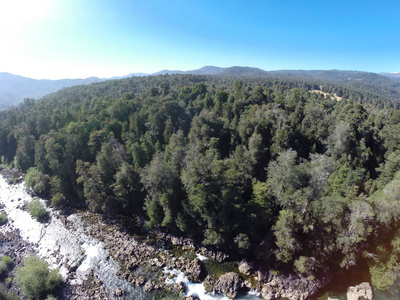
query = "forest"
xmin=1 ymin=72 xmax=400 ymax=290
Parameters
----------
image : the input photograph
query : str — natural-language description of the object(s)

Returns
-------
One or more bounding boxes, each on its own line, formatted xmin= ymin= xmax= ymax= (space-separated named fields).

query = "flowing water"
xmin=3 ymin=174 xmax=399 ymax=300
xmin=164 ymin=267 xmax=261 ymax=300
xmin=0 ymin=175 xmax=148 ymax=299
xmin=0 ymin=174 xmax=260 ymax=300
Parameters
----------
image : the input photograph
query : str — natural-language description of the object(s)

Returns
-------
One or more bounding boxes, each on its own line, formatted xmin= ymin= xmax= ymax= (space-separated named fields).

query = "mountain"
xmin=0 ymin=73 xmax=103 ymax=110
xmin=151 ymin=66 xmax=263 ymax=76
xmin=151 ymin=66 xmax=223 ymax=75
xmin=185 ymin=65 xmax=225 ymax=75
xmin=380 ymin=72 xmax=400 ymax=79
xmin=3 ymin=67 xmax=400 ymax=110
xmin=110 ymin=72 xmax=149 ymax=79
xmin=220 ymin=66 xmax=267 ymax=76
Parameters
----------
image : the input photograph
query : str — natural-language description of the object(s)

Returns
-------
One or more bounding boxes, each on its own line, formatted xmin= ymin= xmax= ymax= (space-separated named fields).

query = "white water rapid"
xmin=0 ymin=175 xmax=149 ymax=299
xmin=0 ymin=174 xmax=261 ymax=300
xmin=164 ymin=267 xmax=261 ymax=300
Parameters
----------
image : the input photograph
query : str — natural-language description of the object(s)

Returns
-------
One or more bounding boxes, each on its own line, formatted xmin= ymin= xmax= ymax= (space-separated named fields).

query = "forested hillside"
xmin=1 ymin=73 xmax=400 ymax=289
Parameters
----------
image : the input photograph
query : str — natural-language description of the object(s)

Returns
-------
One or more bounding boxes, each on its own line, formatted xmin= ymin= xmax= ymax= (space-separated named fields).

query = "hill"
xmin=152 ymin=65 xmax=225 ymax=75
xmin=3 ymin=67 xmax=400 ymax=110
xmin=150 ymin=67 xmax=400 ymax=103
xmin=1 ymin=73 xmax=400 ymax=296
xmin=380 ymin=72 xmax=400 ymax=79
xmin=0 ymin=73 xmax=103 ymax=110
xmin=152 ymin=65 xmax=266 ymax=76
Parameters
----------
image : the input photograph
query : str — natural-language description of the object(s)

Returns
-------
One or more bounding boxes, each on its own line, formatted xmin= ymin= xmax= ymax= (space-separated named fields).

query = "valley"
xmin=1 ymin=70 xmax=400 ymax=299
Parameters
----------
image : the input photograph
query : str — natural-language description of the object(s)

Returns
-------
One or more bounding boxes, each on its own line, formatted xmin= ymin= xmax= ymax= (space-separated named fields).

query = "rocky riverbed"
xmin=78 ymin=211 xmax=336 ymax=300
xmin=0 ymin=168 xmax=375 ymax=300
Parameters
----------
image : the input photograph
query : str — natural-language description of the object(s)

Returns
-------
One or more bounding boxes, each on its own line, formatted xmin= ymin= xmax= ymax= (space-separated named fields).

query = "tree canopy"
xmin=1 ymin=73 xmax=400 ymax=286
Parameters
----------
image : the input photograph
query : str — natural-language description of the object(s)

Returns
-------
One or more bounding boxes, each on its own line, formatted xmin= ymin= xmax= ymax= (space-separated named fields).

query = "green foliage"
xmin=376 ymin=150 xmax=400 ymax=188
xmin=0 ymin=72 xmax=399 ymax=284
xmin=273 ymin=209 xmax=300 ymax=263
xmin=0 ymin=286 xmax=19 ymax=300
xmin=234 ymin=233 xmax=250 ymax=250
xmin=0 ymin=212 xmax=7 ymax=225
xmin=0 ymin=255 xmax=13 ymax=276
xmin=51 ymin=192 xmax=66 ymax=207
xmin=267 ymin=149 xmax=310 ymax=210
xmin=294 ymin=256 xmax=313 ymax=275
xmin=368 ymin=235 xmax=400 ymax=291
xmin=140 ymin=153 xmax=180 ymax=228
xmin=14 ymin=255 xmax=61 ymax=300
xmin=25 ymin=167 xmax=50 ymax=196
xmin=203 ymin=260 xmax=239 ymax=278
xmin=76 ymin=160 xmax=107 ymax=213
xmin=27 ymin=199 xmax=47 ymax=222
xmin=370 ymin=171 xmax=400 ymax=225
xmin=203 ymin=229 xmax=225 ymax=246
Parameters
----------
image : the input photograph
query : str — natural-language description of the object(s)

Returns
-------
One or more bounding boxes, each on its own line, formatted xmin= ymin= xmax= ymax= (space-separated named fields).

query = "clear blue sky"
xmin=1 ymin=0 xmax=399 ymax=79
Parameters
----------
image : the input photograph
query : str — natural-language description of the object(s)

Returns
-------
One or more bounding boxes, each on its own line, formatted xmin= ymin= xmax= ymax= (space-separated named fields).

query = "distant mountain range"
xmin=1 ymin=66 xmax=399 ymax=110
xmin=380 ymin=72 xmax=400 ymax=79
xmin=0 ymin=73 xmax=103 ymax=110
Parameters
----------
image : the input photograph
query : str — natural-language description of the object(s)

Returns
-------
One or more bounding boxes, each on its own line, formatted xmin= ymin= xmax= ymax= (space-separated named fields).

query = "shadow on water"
xmin=311 ymin=259 xmax=370 ymax=299
xmin=312 ymin=258 xmax=400 ymax=300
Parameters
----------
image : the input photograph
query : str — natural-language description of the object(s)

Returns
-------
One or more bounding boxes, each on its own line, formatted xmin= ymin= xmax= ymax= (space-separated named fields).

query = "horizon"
xmin=1 ymin=0 xmax=399 ymax=80
xmin=2 ymin=65 xmax=398 ymax=81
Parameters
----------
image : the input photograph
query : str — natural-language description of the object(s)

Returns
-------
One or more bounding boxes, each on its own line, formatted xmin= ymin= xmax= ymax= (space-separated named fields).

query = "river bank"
xmin=0 ymin=168 xmax=379 ymax=300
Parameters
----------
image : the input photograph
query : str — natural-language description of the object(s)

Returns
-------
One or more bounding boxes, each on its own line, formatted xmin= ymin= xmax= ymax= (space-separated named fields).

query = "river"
xmin=0 ymin=175 xmax=151 ymax=299
xmin=2 ymin=174 xmax=398 ymax=300
xmin=0 ymin=174 xmax=262 ymax=300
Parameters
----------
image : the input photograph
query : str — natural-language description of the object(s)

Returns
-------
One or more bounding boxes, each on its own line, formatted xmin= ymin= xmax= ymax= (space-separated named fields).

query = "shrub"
xmin=294 ymin=256 xmax=309 ymax=274
xmin=0 ymin=255 xmax=13 ymax=276
xmin=0 ymin=286 xmax=19 ymax=300
xmin=0 ymin=213 xmax=7 ymax=225
xmin=25 ymin=167 xmax=50 ymax=196
xmin=51 ymin=193 xmax=66 ymax=207
xmin=14 ymin=255 xmax=61 ymax=300
xmin=27 ymin=199 xmax=47 ymax=222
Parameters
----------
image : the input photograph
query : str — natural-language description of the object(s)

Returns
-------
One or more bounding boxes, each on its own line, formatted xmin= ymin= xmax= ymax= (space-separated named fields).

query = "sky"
xmin=0 ymin=0 xmax=399 ymax=79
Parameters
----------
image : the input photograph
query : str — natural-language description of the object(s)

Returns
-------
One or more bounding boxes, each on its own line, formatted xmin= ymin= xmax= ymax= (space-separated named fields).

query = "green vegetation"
xmin=14 ymin=255 xmax=61 ymax=300
xmin=25 ymin=167 xmax=50 ymax=197
xmin=203 ymin=260 xmax=239 ymax=278
xmin=0 ymin=256 xmax=13 ymax=276
xmin=27 ymin=199 xmax=47 ymax=222
xmin=0 ymin=212 xmax=7 ymax=225
xmin=50 ymin=192 xmax=66 ymax=207
xmin=0 ymin=286 xmax=19 ymax=300
xmin=2 ymin=73 xmax=400 ymax=287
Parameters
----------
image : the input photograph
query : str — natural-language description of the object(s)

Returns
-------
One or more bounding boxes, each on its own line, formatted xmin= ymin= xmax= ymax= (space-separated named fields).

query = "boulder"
xmin=238 ymin=261 xmax=253 ymax=276
xmin=174 ymin=281 xmax=186 ymax=292
xmin=112 ymin=287 xmax=124 ymax=297
xmin=185 ymin=258 xmax=203 ymax=282
xmin=144 ymin=281 xmax=155 ymax=293
xmin=346 ymin=282 xmax=373 ymax=300
xmin=261 ymin=276 xmax=313 ymax=300
xmin=216 ymin=272 xmax=244 ymax=299
xmin=261 ymin=282 xmax=281 ymax=300
xmin=135 ymin=276 xmax=146 ymax=286
xmin=199 ymin=247 xmax=229 ymax=262
xmin=204 ymin=275 xmax=218 ymax=292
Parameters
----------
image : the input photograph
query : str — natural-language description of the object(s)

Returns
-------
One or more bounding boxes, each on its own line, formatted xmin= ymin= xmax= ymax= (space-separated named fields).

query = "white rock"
xmin=346 ymin=282 xmax=373 ymax=300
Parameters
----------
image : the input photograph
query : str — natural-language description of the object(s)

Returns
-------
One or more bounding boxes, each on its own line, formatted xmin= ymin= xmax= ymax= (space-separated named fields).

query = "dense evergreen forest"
xmin=2 ymin=73 xmax=400 ymax=290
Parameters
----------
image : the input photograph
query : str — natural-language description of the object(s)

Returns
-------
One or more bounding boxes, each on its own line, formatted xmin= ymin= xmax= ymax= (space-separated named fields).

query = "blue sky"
xmin=0 ymin=0 xmax=399 ymax=79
